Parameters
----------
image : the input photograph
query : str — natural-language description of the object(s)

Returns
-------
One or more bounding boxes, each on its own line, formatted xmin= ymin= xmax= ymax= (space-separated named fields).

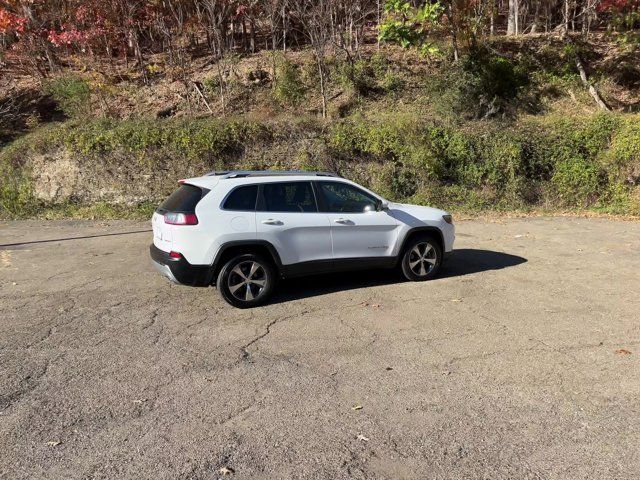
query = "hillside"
xmin=1 ymin=34 xmax=640 ymax=219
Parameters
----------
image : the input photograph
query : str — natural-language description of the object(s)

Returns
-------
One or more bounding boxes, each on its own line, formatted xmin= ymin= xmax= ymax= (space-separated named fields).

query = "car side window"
xmin=317 ymin=182 xmax=378 ymax=213
xmin=223 ymin=185 xmax=258 ymax=211
xmin=258 ymin=182 xmax=317 ymax=213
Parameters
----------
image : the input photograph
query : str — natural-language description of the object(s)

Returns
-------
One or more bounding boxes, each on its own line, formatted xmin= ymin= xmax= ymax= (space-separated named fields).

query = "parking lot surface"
xmin=1 ymin=217 xmax=639 ymax=479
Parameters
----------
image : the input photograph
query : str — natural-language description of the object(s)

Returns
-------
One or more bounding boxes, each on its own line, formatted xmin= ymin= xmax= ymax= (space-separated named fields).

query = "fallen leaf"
xmin=451 ymin=298 xmax=462 ymax=303
xmin=219 ymin=466 xmax=235 ymax=475
xmin=46 ymin=440 xmax=61 ymax=447
xmin=351 ymin=404 xmax=363 ymax=411
xmin=357 ymin=434 xmax=370 ymax=442
xmin=371 ymin=304 xmax=382 ymax=308
xmin=615 ymin=349 xmax=632 ymax=355
xmin=360 ymin=302 xmax=369 ymax=307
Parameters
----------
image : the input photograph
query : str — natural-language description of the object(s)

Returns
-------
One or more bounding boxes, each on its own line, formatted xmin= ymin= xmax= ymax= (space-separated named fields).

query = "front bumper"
xmin=149 ymin=244 xmax=213 ymax=287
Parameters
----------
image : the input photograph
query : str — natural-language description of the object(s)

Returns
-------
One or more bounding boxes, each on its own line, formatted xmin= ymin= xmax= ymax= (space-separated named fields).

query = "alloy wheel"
xmin=227 ymin=261 xmax=268 ymax=302
xmin=408 ymin=242 xmax=437 ymax=277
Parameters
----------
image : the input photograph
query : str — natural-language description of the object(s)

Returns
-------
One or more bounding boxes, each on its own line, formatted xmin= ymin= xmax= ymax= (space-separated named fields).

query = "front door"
xmin=315 ymin=181 xmax=399 ymax=260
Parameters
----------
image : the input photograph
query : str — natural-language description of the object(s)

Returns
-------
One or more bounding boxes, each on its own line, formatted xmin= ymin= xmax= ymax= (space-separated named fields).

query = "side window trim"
xmin=256 ymin=181 xmax=319 ymax=213
xmin=221 ymin=184 xmax=259 ymax=212
xmin=310 ymin=181 xmax=325 ymax=212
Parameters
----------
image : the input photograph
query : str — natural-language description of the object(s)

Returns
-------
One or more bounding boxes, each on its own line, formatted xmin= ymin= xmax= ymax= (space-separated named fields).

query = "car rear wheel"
xmin=400 ymin=235 xmax=442 ymax=281
xmin=217 ymin=254 xmax=276 ymax=308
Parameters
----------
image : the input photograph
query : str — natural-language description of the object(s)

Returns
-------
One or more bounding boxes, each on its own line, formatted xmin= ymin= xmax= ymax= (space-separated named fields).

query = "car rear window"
xmin=158 ymin=184 xmax=206 ymax=213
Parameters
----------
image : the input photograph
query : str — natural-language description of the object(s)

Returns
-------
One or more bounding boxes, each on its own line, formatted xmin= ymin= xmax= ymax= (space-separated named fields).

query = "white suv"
xmin=150 ymin=171 xmax=455 ymax=308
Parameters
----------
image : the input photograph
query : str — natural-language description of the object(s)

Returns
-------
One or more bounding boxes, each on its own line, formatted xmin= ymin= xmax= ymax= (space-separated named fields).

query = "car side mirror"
xmin=376 ymin=199 xmax=389 ymax=211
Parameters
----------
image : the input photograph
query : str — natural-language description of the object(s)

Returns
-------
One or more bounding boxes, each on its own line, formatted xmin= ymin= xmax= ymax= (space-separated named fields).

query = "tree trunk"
xmin=563 ymin=0 xmax=570 ymax=36
xmin=489 ymin=0 xmax=495 ymax=36
xmin=575 ymin=54 xmax=610 ymax=111
xmin=447 ymin=2 xmax=460 ymax=61
xmin=507 ymin=0 xmax=518 ymax=35
xmin=316 ymin=51 xmax=327 ymax=118
xmin=531 ymin=2 xmax=540 ymax=34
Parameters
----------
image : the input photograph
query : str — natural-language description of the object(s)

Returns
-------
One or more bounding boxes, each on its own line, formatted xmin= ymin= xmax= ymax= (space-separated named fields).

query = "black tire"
xmin=217 ymin=253 xmax=276 ymax=308
xmin=400 ymin=235 xmax=443 ymax=281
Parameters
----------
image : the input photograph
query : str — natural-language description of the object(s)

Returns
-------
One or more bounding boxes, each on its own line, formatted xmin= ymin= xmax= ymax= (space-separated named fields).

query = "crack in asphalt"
xmin=239 ymin=311 xmax=309 ymax=361
xmin=0 ymin=354 xmax=62 ymax=411
xmin=238 ymin=300 xmax=373 ymax=362
xmin=142 ymin=309 xmax=159 ymax=331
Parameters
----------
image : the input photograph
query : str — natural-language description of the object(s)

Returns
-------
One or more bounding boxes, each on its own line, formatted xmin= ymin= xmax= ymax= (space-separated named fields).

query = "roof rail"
xmin=205 ymin=170 xmax=340 ymax=179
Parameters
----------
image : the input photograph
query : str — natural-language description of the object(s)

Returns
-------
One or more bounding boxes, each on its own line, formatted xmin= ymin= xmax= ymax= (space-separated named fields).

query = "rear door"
xmin=255 ymin=181 xmax=332 ymax=268
xmin=315 ymin=181 xmax=399 ymax=260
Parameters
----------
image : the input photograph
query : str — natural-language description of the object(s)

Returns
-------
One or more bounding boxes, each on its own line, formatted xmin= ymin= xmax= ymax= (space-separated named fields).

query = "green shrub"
xmin=44 ymin=76 xmax=91 ymax=118
xmin=382 ymin=71 xmax=405 ymax=94
xmin=552 ymin=155 xmax=602 ymax=207
xmin=203 ymin=76 xmax=221 ymax=94
xmin=0 ymin=169 xmax=35 ymax=218
xmin=336 ymin=59 xmax=378 ymax=96
xmin=426 ymin=48 xmax=530 ymax=119
xmin=274 ymin=60 xmax=306 ymax=106
xmin=601 ymin=115 xmax=640 ymax=182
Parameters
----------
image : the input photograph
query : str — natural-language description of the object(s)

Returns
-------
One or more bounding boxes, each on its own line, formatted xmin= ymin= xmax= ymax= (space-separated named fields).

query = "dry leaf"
xmin=357 ymin=434 xmax=370 ymax=442
xmin=451 ymin=298 xmax=462 ymax=303
xmin=615 ymin=349 xmax=632 ymax=355
xmin=46 ymin=440 xmax=61 ymax=447
xmin=360 ymin=302 xmax=369 ymax=307
xmin=219 ymin=466 xmax=235 ymax=475
xmin=351 ymin=404 xmax=363 ymax=411
xmin=371 ymin=304 xmax=382 ymax=308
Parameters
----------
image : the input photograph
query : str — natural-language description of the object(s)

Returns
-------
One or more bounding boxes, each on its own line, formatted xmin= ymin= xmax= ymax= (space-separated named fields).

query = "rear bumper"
xmin=149 ymin=244 xmax=213 ymax=287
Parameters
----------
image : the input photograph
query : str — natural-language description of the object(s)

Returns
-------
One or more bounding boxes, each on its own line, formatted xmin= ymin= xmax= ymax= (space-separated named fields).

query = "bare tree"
xmin=292 ymin=0 xmax=332 ymax=118
xmin=507 ymin=0 xmax=519 ymax=35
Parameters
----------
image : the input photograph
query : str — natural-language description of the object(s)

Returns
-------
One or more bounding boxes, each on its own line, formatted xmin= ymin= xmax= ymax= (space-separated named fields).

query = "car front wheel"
xmin=217 ymin=253 xmax=276 ymax=308
xmin=400 ymin=235 xmax=442 ymax=281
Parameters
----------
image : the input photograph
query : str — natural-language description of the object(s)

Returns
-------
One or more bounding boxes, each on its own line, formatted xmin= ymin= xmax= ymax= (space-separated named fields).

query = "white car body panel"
xmin=256 ymin=211 xmax=332 ymax=265
xmin=325 ymin=210 xmax=399 ymax=259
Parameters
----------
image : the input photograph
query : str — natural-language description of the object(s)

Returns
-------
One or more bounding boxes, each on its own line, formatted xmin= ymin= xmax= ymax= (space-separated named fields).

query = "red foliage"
xmin=598 ymin=0 xmax=640 ymax=12
xmin=0 ymin=8 xmax=27 ymax=35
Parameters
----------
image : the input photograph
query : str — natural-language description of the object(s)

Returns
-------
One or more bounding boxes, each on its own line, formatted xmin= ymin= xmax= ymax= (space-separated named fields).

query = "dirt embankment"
xmin=23 ymin=130 xmax=328 ymax=206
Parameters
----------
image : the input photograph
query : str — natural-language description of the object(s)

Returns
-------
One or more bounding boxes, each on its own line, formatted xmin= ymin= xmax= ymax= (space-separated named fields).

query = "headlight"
xmin=442 ymin=214 xmax=453 ymax=224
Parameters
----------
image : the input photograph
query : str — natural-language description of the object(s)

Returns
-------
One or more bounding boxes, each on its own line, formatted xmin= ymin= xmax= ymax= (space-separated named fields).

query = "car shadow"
xmin=272 ymin=249 xmax=527 ymax=304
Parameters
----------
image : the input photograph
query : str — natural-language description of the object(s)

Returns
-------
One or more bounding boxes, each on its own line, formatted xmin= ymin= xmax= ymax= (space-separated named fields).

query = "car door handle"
xmin=334 ymin=218 xmax=352 ymax=225
xmin=261 ymin=219 xmax=283 ymax=226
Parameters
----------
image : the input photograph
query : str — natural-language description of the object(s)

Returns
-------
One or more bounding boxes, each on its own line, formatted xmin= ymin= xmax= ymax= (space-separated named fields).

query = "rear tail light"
xmin=164 ymin=212 xmax=199 ymax=225
xmin=169 ymin=251 xmax=183 ymax=259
